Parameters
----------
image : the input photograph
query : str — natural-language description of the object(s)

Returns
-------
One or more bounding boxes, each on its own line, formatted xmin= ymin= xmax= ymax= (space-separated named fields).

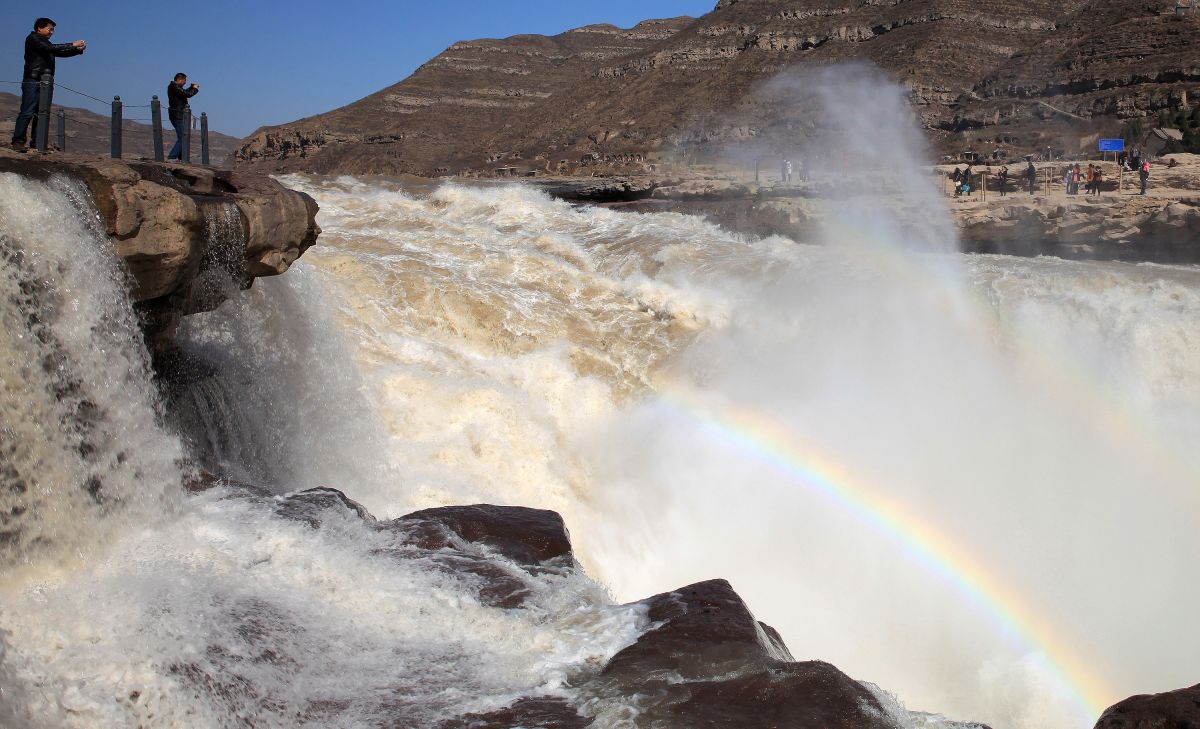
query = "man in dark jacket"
xmin=166 ymin=72 xmax=200 ymax=161
xmin=11 ymin=18 xmax=86 ymax=152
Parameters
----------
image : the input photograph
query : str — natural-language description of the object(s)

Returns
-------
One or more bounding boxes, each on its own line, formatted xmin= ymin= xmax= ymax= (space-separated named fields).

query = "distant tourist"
xmin=10 ymin=17 xmax=86 ymax=152
xmin=998 ymin=165 xmax=1009 ymax=197
xmin=1139 ymin=160 xmax=1150 ymax=195
xmin=167 ymin=72 xmax=200 ymax=161
xmin=961 ymin=165 xmax=972 ymax=196
xmin=1025 ymin=161 xmax=1037 ymax=195
xmin=1091 ymin=165 xmax=1103 ymax=196
xmin=952 ymin=166 xmax=962 ymax=196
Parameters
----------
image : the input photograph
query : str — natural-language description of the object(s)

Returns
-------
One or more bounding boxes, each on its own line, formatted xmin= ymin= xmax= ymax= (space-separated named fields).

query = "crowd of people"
xmin=949 ymin=161 xmax=1039 ymax=197
xmin=10 ymin=17 xmax=200 ymax=161
xmin=946 ymin=155 xmax=1153 ymax=199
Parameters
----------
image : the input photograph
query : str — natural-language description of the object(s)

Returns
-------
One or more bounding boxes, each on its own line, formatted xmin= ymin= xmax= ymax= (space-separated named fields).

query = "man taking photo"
xmin=166 ymin=72 xmax=199 ymax=161
xmin=11 ymin=17 xmax=86 ymax=152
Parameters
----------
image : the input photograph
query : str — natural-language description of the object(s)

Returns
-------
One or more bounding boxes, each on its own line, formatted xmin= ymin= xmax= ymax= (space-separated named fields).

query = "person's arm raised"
xmin=37 ymin=34 xmax=86 ymax=57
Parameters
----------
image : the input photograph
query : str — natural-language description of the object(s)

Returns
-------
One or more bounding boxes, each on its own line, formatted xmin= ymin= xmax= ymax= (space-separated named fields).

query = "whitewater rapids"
xmin=270 ymin=174 xmax=1200 ymax=729
xmin=2 ymin=165 xmax=1198 ymax=728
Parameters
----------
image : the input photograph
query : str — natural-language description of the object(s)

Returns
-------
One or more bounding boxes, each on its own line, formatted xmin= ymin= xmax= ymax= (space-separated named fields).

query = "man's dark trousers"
xmin=12 ymin=80 xmax=43 ymax=145
xmin=167 ymin=117 xmax=186 ymax=160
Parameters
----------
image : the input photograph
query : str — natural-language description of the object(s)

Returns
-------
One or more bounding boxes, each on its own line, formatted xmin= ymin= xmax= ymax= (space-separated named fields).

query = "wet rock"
xmin=533 ymin=177 xmax=660 ymax=203
xmin=1095 ymin=683 xmax=1200 ymax=729
xmin=396 ymin=550 xmax=535 ymax=609
xmin=168 ymin=484 xmax=987 ymax=727
xmin=604 ymin=579 xmax=791 ymax=679
xmin=226 ymin=170 xmax=321 ymax=277
xmin=438 ymin=696 xmax=590 ymax=729
xmin=273 ymin=487 xmax=375 ymax=528
xmin=392 ymin=504 xmax=575 ymax=567
xmin=597 ymin=579 xmax=896 ymax=729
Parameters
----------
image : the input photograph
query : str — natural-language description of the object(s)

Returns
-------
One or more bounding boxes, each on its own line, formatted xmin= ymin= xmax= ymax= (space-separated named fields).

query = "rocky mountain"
xmin=233 ymin=0 xmax=1200 ymax=177
xmin=1 ymin=91 xmax=241 ymax=164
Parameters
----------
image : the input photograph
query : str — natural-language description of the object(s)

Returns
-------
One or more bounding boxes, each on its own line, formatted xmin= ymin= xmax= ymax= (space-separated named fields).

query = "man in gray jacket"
xmin=11 ymin=18 xmax=86 ymax=152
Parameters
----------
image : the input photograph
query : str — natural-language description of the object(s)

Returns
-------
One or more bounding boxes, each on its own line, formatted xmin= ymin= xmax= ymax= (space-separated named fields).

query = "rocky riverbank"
xmin=0 ymin=149 xmax=319 ymax=351
xmin=571 ymin=154 xmax=1200 ymax=264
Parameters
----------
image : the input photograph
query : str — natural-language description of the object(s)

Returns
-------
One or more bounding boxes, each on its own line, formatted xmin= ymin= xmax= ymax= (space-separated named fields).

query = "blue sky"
xmin=1 ymin=1 xmax=713 ymax=138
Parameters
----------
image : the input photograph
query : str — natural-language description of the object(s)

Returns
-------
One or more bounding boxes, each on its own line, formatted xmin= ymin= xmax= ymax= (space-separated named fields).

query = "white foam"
xmin=0 ymin=488 xmax=647 ymax=727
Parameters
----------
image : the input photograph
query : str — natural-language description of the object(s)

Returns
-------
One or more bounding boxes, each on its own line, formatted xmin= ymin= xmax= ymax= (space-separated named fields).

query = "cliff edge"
xmin=0 ymin=149 xmax=320 ymax=351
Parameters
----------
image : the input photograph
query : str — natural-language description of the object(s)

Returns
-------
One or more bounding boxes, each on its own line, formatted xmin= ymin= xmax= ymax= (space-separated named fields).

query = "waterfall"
xmin=0 ymin=172 xmax=183 ymax=576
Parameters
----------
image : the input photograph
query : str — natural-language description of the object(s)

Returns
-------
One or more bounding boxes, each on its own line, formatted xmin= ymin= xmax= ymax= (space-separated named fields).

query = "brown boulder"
xmin=597 ymin=579 xmax=896 ymax=729
xmin=108 ymin=177 xmax=203 ymax=300
xmin=392 ymin=504 xmax=575 ymax=567
xmin=1095 ymin=683 xmax=1200 ymax=729
xmin=226 ymin=170 xmax=321 ymax=277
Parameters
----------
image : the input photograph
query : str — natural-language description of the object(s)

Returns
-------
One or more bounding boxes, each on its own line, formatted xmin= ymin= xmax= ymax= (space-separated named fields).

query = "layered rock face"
xmin=233 ymin=0 xmax=1200 ymax=176
xmin=0 ymin=150 xmax=319 ymax=350
xmin=956 ymin=193 xmax=1200 ymax=260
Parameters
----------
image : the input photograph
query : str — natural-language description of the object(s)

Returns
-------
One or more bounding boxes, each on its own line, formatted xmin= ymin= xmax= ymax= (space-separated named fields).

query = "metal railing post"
xmin=183 ymin=109 xmax=192 ymax=163
xmin=151 ymin=95 xmax=164 ymax=161
xmin=200 ymin=112 xmax=209 ymax=166
xmin=110 ymin=96 xmax=123 ymax=159
xmin=35 ymin=73 xmax=52 ymax=153
xmin=56 ymin=109 xmax=65 ymax=152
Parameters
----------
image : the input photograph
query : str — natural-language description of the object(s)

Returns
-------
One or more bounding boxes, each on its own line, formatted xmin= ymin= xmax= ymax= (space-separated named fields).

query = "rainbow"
xmin=652 ymin=384 xmax=1112 ymax=727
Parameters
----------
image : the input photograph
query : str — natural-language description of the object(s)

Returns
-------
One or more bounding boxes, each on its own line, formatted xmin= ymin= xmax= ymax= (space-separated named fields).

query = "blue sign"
xmin=1098 ymin=138 xmax=1125 ymax=152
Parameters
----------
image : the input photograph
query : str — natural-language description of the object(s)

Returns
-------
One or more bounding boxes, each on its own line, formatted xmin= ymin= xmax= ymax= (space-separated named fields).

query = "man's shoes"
xmin=10 ymin=141 xmax=28 ymax=153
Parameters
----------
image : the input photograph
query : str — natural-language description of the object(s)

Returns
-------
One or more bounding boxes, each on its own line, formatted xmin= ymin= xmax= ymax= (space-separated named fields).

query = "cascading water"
xmin=2 ymin=78 xmax=1198 ymax=728
xmin=0 ymin=177 xmax=648 ymax=728
xmin=0 ymin=173 xmax=183 ymax=574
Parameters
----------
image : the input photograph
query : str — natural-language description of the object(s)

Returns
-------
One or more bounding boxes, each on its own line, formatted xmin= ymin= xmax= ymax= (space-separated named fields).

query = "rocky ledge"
xmin=0 ymin=149 xmax=320 ymax=351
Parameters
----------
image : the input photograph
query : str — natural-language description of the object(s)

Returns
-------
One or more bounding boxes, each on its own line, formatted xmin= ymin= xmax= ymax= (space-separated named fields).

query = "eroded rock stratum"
xmin=0 ymin=149 xmax=319 ymax=350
